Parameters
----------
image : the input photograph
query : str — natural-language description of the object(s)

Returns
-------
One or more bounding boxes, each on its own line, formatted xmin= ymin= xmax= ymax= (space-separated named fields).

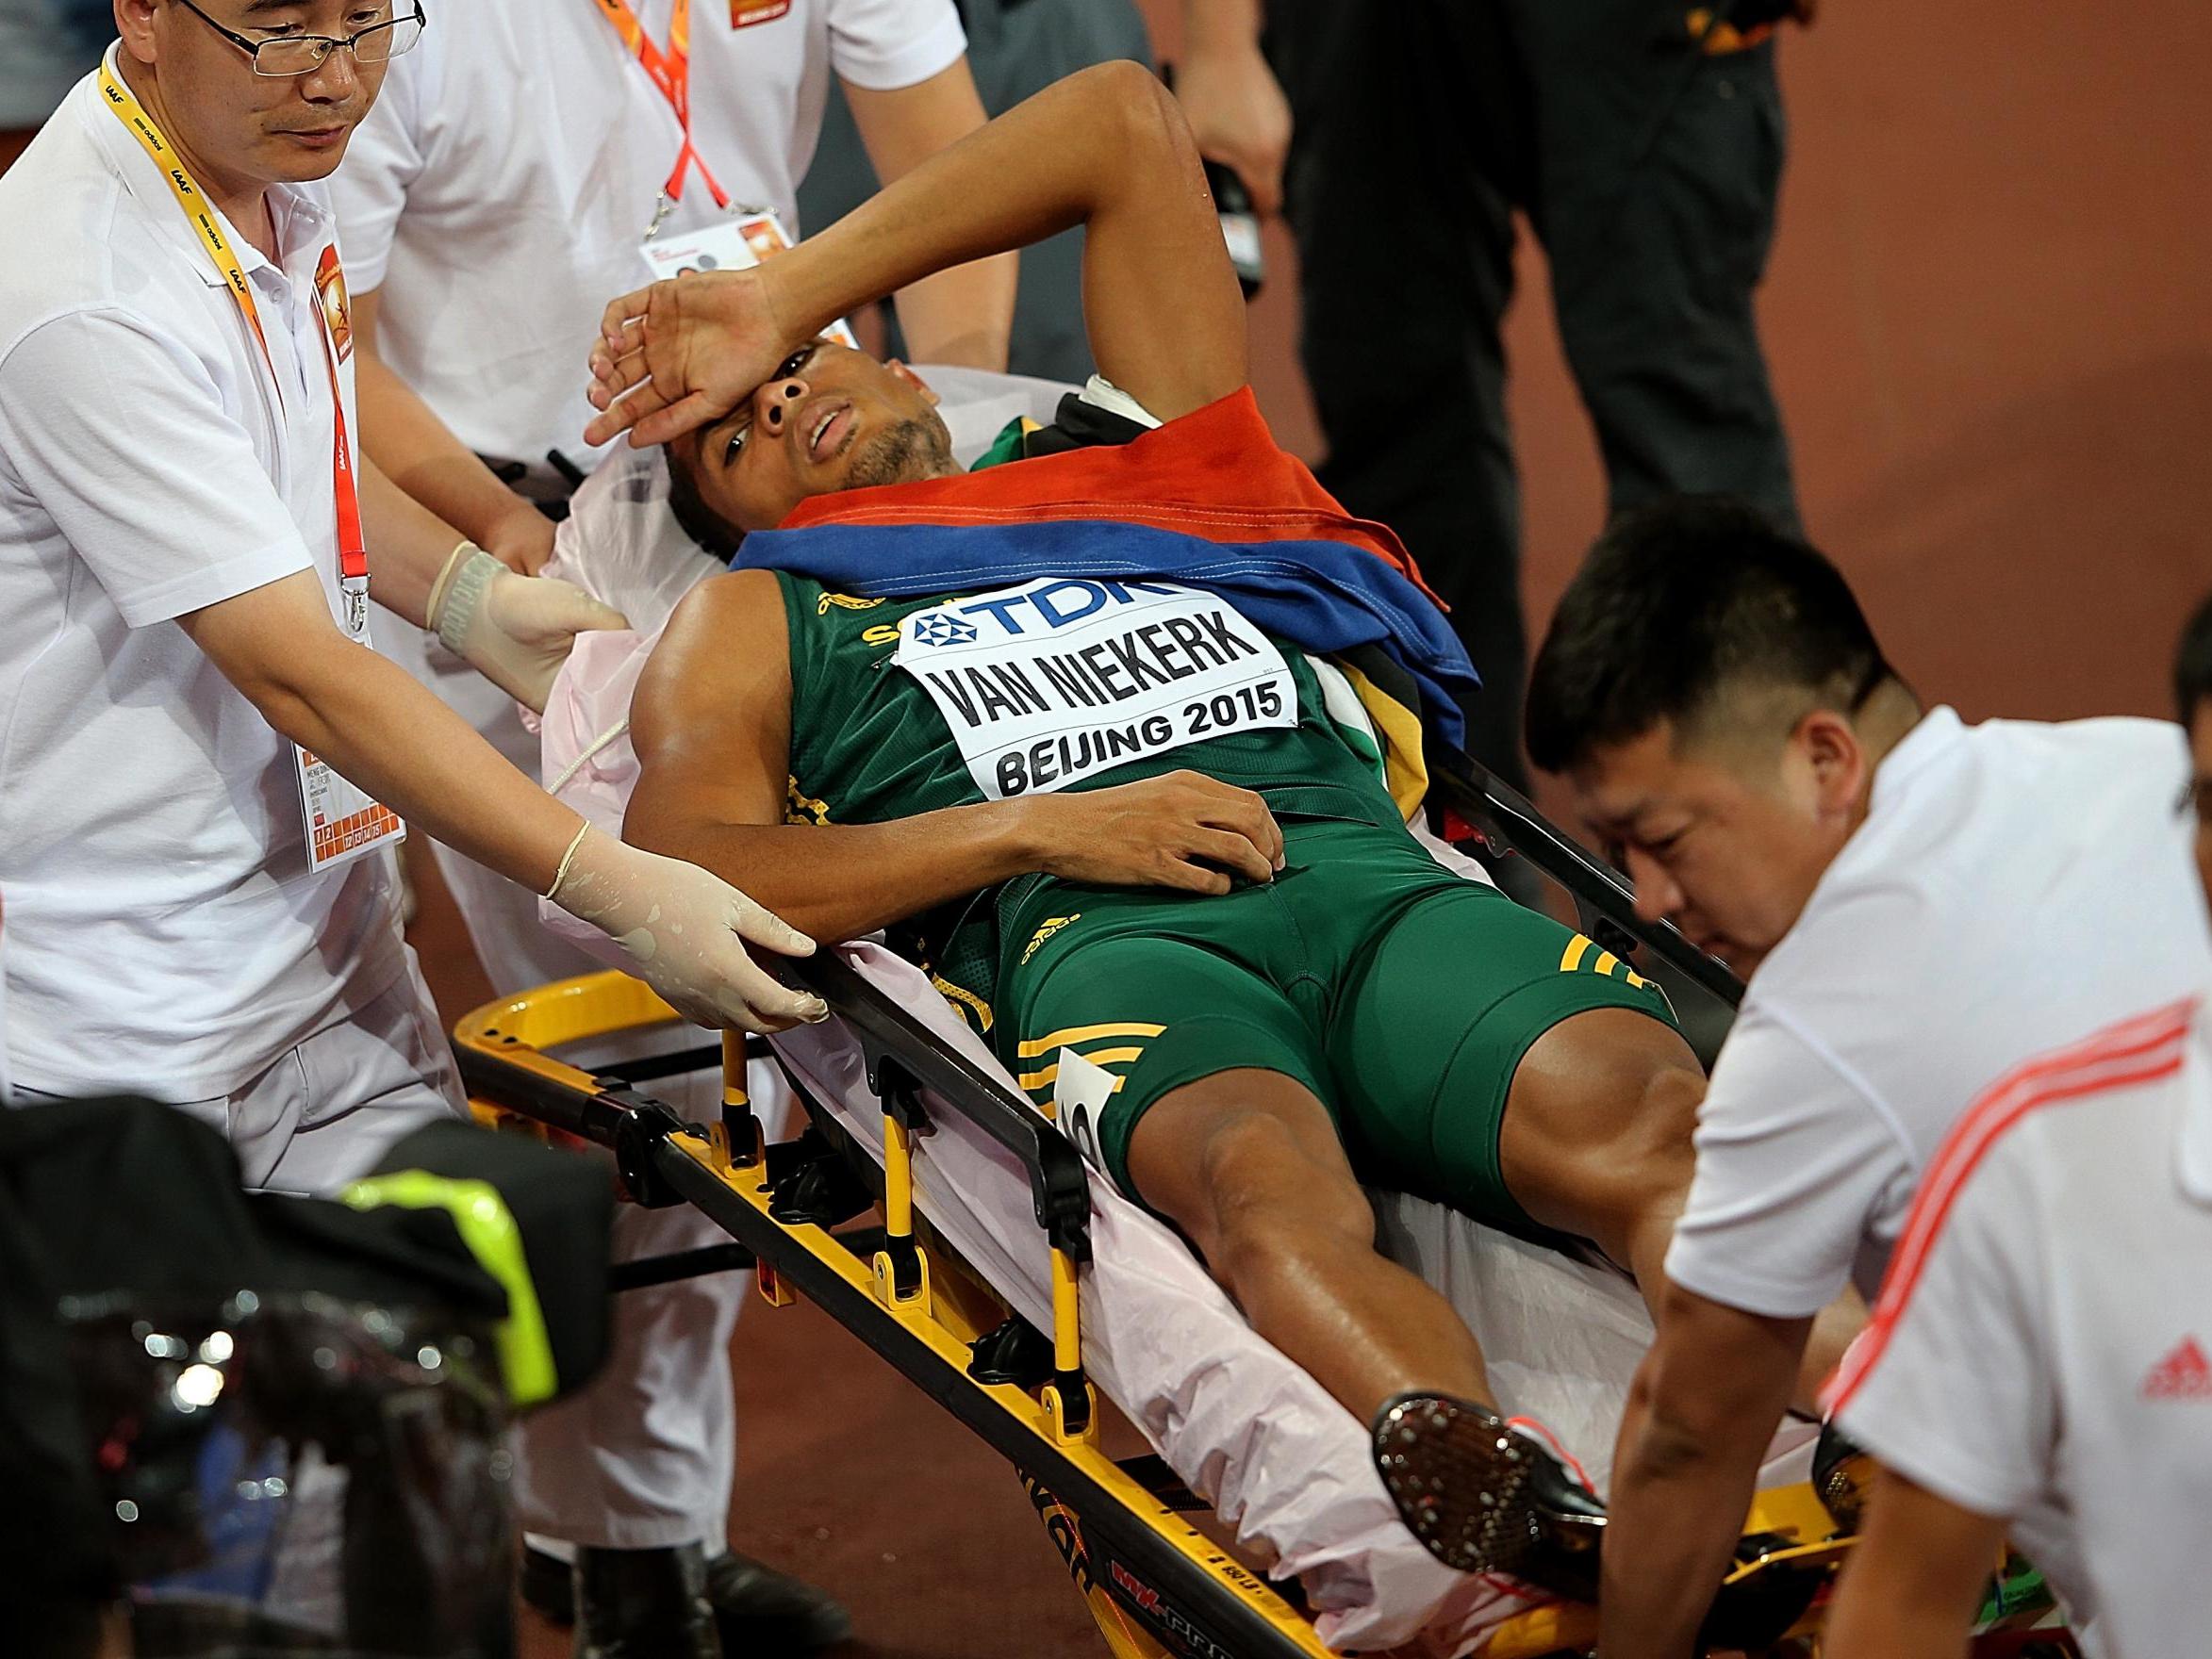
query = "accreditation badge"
xmin=293 ymin=575 xmax=404 ymax=873
xmin=892 ymin=577 xmax=1297 ymax=801
xmin=314 ymin=243 xmax=353 ymax=362
xmin=638 ymin=207 xmax=859 ymax=347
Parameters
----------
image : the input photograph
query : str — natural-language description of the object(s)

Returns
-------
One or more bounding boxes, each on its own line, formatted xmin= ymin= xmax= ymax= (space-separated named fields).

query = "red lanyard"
xmin=103 ymin=60 xmax=365 ymax=604
xmin=311 ymin=246 xmax=368 ymax=593
xmin=589 ymin=0 xmax=732 ymax=210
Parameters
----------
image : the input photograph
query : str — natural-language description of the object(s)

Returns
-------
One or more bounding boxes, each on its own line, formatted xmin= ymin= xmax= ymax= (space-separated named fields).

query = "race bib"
xmin=893 ymin=577 xmax=1296 ymax=800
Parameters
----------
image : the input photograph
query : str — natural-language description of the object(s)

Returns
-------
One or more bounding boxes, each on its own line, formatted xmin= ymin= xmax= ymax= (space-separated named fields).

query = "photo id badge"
xmin=638 ymin=208 xmax=859 ymax=347
xmin=295 ymin=571 xmax=404 ymax=872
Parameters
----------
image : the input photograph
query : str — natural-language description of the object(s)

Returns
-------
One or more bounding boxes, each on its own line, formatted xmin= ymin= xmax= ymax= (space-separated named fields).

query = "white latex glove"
xmin=428 ymin=543 xmax=630 ymax=714
xmin=546 ymin=826 xmax=829 ymax=1033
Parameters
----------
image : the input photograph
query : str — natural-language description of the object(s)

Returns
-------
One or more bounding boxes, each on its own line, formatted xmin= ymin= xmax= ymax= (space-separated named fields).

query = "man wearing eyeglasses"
xmin=0 ymin=0 xmax=822 ymax=1356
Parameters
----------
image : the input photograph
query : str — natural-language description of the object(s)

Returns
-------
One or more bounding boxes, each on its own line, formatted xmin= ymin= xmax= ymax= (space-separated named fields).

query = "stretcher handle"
xmin=1428 ymin=748 xmax=1747 ymax=1012
xmin=783 ymin=948 xmax=1094 ymax=1264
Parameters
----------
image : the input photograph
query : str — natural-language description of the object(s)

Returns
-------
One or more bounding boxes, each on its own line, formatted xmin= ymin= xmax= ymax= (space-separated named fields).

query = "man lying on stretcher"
xmin=583 ymin=61 xmax=1856 ymax=1597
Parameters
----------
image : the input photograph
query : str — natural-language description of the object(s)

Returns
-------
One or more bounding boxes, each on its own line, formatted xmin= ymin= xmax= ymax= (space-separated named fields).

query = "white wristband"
xmin=543 ymin=821 xmax=593 ymax=903
xmin=433 ymin=546 xmax=503 ymax=657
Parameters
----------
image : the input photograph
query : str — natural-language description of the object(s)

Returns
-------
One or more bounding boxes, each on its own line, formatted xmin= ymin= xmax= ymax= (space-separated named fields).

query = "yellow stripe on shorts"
xmin=1560 ymin=931 xmax=1658 ymax=993
xmin=1017 ymin=1045 xmax=1150 ymax=1092
xmin=1015 ymin=1021 xmax=1165 ymax=1059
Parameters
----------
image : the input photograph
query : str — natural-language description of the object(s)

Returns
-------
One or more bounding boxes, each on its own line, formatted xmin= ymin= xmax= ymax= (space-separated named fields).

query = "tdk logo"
xmin=908 ymin=612 xmax=979 ymax=648
xmin=935 ymin=579 xmax=1183 ymax=640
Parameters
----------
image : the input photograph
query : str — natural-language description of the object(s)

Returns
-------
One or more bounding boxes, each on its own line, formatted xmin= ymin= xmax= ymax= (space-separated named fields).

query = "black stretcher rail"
xmin=1428 ymin=750 xmax=1748 ymax=1013
xmin=780 ymin=947 xmax=1095 ymax=1264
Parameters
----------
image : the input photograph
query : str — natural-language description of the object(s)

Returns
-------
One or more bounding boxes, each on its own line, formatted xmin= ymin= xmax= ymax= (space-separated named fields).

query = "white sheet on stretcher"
xmin=531 ymin=370 xmax=1817 ymax=1654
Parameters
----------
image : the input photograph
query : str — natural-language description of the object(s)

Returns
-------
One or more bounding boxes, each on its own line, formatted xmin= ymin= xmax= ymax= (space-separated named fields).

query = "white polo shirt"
xmin=1663 ymin=707 xmax=2212 ymax=1319
xmin=1824 ymin=994 xmax=2212 ymax=1659
xmin=0 ymin=66 xmax=404 ymax=1099
xmin=330 ymin=0 xmax=966 ymax=475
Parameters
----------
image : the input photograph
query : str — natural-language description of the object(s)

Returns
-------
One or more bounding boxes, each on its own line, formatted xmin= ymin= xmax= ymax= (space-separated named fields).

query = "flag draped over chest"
xmin=735 ymin=388 xmax=1480 ymax=767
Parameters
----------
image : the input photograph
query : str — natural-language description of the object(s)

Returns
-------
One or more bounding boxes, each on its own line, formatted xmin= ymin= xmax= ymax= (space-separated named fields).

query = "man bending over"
xmin=586 ymin=63 xmax=1847 ymax=1594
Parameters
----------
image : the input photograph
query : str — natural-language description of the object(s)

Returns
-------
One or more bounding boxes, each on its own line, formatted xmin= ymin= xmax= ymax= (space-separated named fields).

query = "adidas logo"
xmin=2142 ymin=1337 xmax=2212 ymax=1401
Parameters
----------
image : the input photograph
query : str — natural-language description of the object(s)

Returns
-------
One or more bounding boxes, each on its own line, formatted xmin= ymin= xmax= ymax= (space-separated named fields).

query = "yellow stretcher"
xmin=454 ymin=762 xmax=2073 ymax=1659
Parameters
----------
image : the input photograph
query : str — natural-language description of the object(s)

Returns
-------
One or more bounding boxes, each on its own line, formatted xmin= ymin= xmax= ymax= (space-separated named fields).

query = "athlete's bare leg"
xmin=1498 ymin=1006 xmax=1861 ymax=1411
xmin=1123 ymin=1066 xmax=1494 ymax=1422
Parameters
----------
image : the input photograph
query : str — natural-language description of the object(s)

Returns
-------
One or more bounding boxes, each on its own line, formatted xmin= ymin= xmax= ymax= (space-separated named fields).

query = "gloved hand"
xmin=427 ymin=542 xmax=630 ymax=714
xmin=544 ymin=825 xmax=829 ymax=1033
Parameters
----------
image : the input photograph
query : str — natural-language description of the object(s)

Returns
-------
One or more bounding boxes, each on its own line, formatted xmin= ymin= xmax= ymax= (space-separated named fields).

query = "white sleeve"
xmin=826 ymin=0 xmax=966 ymax=90
xmin=325 ymin=49 xmax=427 ymax=293
xmin=1826 ymin=1144 xmax=2054 ymax=1519
xmin=0 ymin=311 xmax=313 ymax=626
xmin=1663 ymin=1001 xmax=1913 ymax=1319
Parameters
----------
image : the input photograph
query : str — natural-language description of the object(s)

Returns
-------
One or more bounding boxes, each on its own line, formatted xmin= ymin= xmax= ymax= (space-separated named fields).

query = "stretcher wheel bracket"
xmin=607 ymin=1094 xmax=694 ymax=1208
xmin=872 ymin=1055 xmax=932 ymax=1306
xmin=719 ymin=1030 xmax=765 ymax=1170
xmin=1042 ymin=1372 xmax=1095 ymax=1444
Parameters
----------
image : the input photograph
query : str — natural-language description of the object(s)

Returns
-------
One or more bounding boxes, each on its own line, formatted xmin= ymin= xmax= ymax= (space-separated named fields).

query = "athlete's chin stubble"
xmin=844 ymin=416 xmax=955 ymax=490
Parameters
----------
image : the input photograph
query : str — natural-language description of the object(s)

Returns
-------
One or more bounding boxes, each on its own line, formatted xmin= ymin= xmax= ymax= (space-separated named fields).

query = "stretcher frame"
xmin=454 ymin=759 xmax=2059 ymax=1658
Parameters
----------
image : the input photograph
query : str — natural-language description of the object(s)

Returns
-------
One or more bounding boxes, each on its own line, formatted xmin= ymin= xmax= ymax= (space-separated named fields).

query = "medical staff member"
xmin=1817 ymin=600 xmax=2212 ymax=1658
xmin=1515 ymin=499 xmax=2212 ymax=1657
xmin=326 ymin=7 xmax=1010 ymax=1649
xmin=0 ymin=2 xmax=822 ymax=1191
xmin=333 ymin=0 xmax=1015 ymax=989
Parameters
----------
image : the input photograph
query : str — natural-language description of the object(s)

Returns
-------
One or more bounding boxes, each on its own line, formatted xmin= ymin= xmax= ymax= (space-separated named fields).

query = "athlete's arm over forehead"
xmin=589 ymin=63 xmax=1246 ymax=445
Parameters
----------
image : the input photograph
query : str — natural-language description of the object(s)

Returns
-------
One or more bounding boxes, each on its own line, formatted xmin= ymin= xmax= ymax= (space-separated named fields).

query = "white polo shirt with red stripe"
xmin=1824 ymin=997 xmax=2212 ymax=1659
xmin=1663 ymin=709 xmax=2212 ymax=1320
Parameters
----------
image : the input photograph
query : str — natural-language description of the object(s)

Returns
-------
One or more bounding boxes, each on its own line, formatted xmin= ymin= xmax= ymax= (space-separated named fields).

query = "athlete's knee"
xmin=1192 ymin=1109 xmax=1375 ymax=1273
xmin=1503 ymin=1007 xmax=1704 ymax=1246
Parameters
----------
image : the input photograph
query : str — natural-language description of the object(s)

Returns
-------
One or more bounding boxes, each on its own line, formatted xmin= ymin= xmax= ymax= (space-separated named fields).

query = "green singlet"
xmin=774 ymin=567 xmax=1676 ymax=1236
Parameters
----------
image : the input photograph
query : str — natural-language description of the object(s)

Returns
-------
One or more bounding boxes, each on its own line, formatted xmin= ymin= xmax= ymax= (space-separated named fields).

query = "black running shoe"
xmin=1811 ymin=1420 xmax=1874 ymax=1535
xmin=527 ymin=1544 xmax=854 ymax=1654
xmin=1372 ymin=1392 xmax=1608 ymax=1601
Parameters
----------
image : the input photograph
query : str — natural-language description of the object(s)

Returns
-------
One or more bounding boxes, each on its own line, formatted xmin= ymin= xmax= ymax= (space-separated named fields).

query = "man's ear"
xmin=884 ymin=359 xmax=941 ymax=407
xmin=1795 ymin=708 xmax=1867 ymax=822
xmin=117 ymin=0 xmax=159 ymax=65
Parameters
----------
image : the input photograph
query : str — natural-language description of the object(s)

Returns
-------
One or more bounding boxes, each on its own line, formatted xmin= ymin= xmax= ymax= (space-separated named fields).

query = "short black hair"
xmin=1525 ymin=496 xmax=1894 ymax=774
xmin=664 ymin=447 xmax=744 ymax=561
xmin=2177 ymin=589 xmax=2212 ymax=725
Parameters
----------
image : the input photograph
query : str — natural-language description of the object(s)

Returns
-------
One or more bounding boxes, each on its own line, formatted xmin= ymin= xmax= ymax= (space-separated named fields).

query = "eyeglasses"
xmin=173 ymin=0 xmax=426 ymax=77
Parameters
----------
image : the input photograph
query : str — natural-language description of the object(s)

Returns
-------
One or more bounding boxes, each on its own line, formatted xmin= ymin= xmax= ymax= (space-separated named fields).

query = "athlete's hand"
xmin=1173 ymin=40 xmax=1293 ymax=219
xmin=1024 ymin=772 xmax=1285 ymax=895
xmin=585 ymin=266 xmax=796 ymax=450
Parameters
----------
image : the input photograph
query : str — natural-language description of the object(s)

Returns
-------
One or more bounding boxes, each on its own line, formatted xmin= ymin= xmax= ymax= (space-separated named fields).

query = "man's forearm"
xmin=184 ymin=572 xmax=583 ymax=891
xmin=359 ymin=453 xmax=460 ymax=629
xmin=358 ymin=353 xmax=542 ymax=542
xmin=1824 ymin=1590 xmax=1976 ymax=1659
xmin=355 ymin=291 xmax=553 ymax=569
xmin=273 ymin=641 xmax=583 ymax=891
xmin=844 ymin=60 xmax=1018 ymax=369
xmin=1599 ymin=1368 xmax=1775 ymax=1659
xmin=627 ymin=802 xmax=1041 ymax=946
xmin=1182 ymin=0 xmax=1265 ymax=53
xmin=890 ymin=257 xmax=1016 ymax=370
